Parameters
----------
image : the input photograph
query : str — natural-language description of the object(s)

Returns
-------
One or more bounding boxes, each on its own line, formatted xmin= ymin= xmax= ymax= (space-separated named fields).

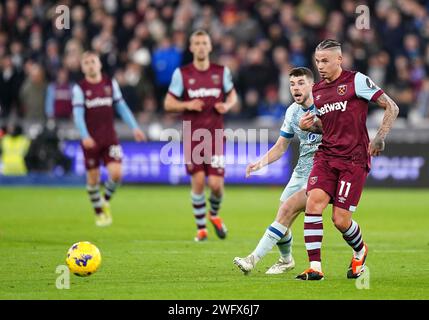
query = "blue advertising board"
xmin=63 ymin=141 xmax=293 ymax=185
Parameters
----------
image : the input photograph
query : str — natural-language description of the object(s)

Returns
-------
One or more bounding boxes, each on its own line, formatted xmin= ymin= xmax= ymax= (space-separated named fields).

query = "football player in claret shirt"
xmin=297 ymin=39 xmax=399 ymax=280
xmin=72 ymin=51 xmax=145 ymax=227
xmin=164 ymin=30 xmax=238 ymax=242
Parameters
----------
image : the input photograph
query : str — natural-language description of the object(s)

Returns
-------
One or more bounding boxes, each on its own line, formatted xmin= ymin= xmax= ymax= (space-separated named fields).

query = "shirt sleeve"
xmin=280 ymin=106 xmax=295 ymax=138
xmin=354 ymin=72 xmax=384 ymax=102
xmin=73 ymin=105 xmax=90 ymax=139
xmin=168 ymin=68 xmax=184 ymax=98
xmin=71 ymin=84 xmax=89 ymax=139
xmin=115 ymin=100 xmax=139 ymax=130
xmin=45 ymin=84 xmax=55 ymax=118
xmin=112 ymin=78 xmax=124 ymax=103
xmin=72 ymin=84 xmax=85 ymax=107
xmin=223 ymin=66 xmax=234 ymax=93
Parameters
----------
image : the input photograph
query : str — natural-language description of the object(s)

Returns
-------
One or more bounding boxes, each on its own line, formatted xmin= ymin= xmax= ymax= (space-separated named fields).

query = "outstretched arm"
xmin=370 ymin=93 xmax=399 ymax=156
xmin=246 ymin=136 xmax=290 ymax=177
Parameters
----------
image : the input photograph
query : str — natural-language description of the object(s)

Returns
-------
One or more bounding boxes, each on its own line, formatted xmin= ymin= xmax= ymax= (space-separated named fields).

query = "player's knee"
xmin=110 ymin=170 xmax=122 ymax=183
xmin=332 ymin=214 xmax=349 ymax=231
xmin=210 ymin=184 xmax=223 ymax=197
xmin=306 ymin=198 xmax=324 ymax=213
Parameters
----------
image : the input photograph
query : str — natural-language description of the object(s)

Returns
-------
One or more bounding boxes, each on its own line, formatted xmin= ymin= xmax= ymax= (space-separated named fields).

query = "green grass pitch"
xmin=0 ymin=186 xmax=428 ymax=300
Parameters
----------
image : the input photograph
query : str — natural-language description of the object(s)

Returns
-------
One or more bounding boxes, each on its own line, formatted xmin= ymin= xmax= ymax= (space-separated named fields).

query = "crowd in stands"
xmin=1 ymin=0 xmax=429 ymax=129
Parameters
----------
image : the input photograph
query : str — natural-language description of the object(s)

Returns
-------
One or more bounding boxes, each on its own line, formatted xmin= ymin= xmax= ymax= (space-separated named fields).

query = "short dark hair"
xmin=190 ymin=29 xmax=210 ymax=39
xmin=289 ymin=67 xmax=314 ymax=81
xmin=316 ymin=39 xmax=342 ymax=51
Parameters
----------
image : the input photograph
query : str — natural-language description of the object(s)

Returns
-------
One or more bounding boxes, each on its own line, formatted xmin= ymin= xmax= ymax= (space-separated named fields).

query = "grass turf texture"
xmin=0 ymin=186 xmax=428 ymax=300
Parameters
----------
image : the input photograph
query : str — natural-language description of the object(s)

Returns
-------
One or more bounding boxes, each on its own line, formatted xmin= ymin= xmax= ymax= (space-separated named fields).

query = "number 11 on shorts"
xmin=339 ymin=180 xmax=351 ymax=198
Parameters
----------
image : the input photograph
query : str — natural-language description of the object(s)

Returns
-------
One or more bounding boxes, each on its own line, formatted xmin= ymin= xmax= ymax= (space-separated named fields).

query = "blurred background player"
xmin=297 ymin=39 xmax=399 ymax=280
xmin=72 ymin=51 xmax=146 ymax=227
xmin=233 ymin=67 xmax=322 ymax=274
xmin=164 ymin=30 xmax=238 ymax=241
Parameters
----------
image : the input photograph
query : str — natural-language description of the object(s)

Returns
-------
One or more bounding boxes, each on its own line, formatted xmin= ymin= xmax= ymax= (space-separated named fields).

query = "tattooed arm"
xmin=370 ymin=93 xmax=399 ymax=156
xmin=299 ymin=111 xmax=323 ymax=134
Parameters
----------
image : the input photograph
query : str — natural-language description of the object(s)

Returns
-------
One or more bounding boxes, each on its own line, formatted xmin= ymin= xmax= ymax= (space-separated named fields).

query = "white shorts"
xmin=280 ymin=171 xmax=308 ymax=202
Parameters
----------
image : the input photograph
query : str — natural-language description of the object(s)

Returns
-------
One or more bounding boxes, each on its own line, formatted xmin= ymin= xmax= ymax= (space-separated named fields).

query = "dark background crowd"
xmin=1 ymin=0 xmax=429 ymax=129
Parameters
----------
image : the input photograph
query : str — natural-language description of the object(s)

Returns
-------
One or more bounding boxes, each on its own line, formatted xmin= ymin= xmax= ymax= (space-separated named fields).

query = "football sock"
xmin=191 ymin=192 xmax=207 ymax=230
xmin=304 ymin=213 xmax=323 ymax=271
xmin=342 ymin=220 xmax=365 ymax=258
xmin=277 ymin=230 xmax=293 ymax=261
xmin=252 ymin=221 xmax=288 ymax=263
xmin=104 ymin=179 xmax=119 ymax=202
xmin=209 ymin=193 xmax=222 ymax=217
xmin=87 ymin=184 xmax=103 ymax=215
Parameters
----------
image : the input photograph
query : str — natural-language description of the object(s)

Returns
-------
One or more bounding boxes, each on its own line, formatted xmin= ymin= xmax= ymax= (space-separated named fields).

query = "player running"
xmin=72 ymin=51 xmax=145 ymax=227
xmin=164 ymin=30 xmax=238 ymax=242
xmin=233 ymin=67 xmax=321 ymax=274
xmin=297 ymin=39 xmax=399 ymax=280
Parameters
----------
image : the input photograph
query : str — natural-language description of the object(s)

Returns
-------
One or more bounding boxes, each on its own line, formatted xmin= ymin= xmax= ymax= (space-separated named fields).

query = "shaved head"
xmin=316 ymin=39 xmax=342 ymax=53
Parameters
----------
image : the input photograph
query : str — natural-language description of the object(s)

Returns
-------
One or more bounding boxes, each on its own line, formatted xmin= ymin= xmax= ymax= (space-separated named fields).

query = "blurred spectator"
xmin=124 ymin=62 xmax=155 ymax=110
xmin=114 ymin=68 xmax=140 ymax=114
xmin=380 ymin=8 xmax=405 ymax=58
xmin=45 ymin=68 xmax=73 ymax=120
xmin=416 ymin=78 xmax=429 ymax=119
xmin=151 ymin=37 xmax=183 ymax=107
xmin=242 ymin=89 xmax=259 ymax=119
xmin=19 ymin=62 xmax=47 ymax=121
xmin=238 ymin=47 xmax=276 ymax=99
xmin=25 ymin=120 xmax=71 ymax=173
xmin=0 ymin=124 xmax=30 ymax=176
xmin=0 ymin=55 xmax=24 ymax=118
xmin=257 ymin=86 xmax=285 ymax=122
xmin=388 ymin=69 xmax=415 ymax=119
xmin=296 ymin=0 xmax=326 ymax=29
xmin=44 ymin=39 xmax=62 ymax=81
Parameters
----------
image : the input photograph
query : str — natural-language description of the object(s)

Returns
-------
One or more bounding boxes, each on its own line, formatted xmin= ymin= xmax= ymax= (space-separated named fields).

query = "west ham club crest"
xmin=337 ymin=84 xmax=347 ymax=96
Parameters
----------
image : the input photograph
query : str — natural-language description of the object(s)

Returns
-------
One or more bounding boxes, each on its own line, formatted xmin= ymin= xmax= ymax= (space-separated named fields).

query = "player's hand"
xmin=369 ymin=138 xmax=385 ymax=156
xmin=246 ymin=161 xmax=261 ymax=178
xmin=133 ymin=128 xmax=146 ymax=142
xmin=214 ymin=102 xmax=230 ymax=114
xmin=186 ymin=99 xmax=204 ymax=112
xmin=299 ymin=111 xmax=314 ymax=130
xmin=82 ymin=137 xmax=96 ymax=149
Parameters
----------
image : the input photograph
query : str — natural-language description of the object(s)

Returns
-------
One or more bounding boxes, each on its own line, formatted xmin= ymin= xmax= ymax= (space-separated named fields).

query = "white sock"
xmin=251 ymin=221 xmax=288 ymax=263
xmin=277 ymin=231 xmax=293 ymax=261
xmin=354 ymin=246 xmax=366 ymax=260
xmin=310 ymin=261 xmax=322 ymax=272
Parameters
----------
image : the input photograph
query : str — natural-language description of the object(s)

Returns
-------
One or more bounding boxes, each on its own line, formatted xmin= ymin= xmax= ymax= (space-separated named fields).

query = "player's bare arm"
xmin=164 ymin=94 xmax=204 ymax=113
xmin=370 ymin=93 xmax=399 ymax=156
xmin=133 ymin=128 xmax=146 ymax=142
xmin=246 ymin=136 xmax=290 ymax=177
xmin=214 ymin=89 xmax=238 ymax=114
xmin=299 ymin=111 xmax=323 ymax=134
xmin=82 ymin=137 xmax=96 ymax=149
